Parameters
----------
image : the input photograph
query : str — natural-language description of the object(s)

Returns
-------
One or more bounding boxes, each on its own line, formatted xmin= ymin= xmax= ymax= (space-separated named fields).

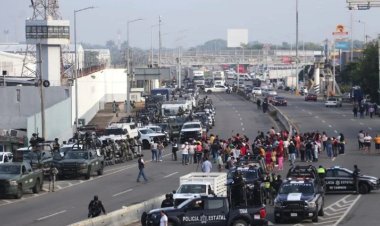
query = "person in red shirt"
xmin=240 ymin=143 xmax=247 ymax=156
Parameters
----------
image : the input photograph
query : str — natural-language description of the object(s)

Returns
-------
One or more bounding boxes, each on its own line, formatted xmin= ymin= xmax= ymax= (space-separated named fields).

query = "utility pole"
xmin=295 ymin=0 xmax=299 ymax=93
xmin=38 ymin=43 xmax=46 ymax=138
xmin=158 ymin=16 xmax=162 ymax=67
xmin=350 ymin=11 xmax=354 ymax=61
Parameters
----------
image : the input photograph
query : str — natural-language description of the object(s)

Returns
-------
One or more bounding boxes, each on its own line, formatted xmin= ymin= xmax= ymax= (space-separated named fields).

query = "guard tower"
xmin=24 ymin=0 xmax=70 ymax=86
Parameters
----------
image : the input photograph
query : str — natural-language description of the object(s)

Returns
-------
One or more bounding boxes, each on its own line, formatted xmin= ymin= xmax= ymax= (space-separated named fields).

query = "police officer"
xmin=30 ymin=133 xmax=38 ymax=147
xmin=231 ymin=171 xmax=244 ymax=207
xmin=317 ymin=165 xmax=326 ymax=186
xmin=272 ymin=175 xmax=283 ymax=197
xmin=88 ymin=195 xmax=106 ymax=218
xmin=53 ymin=138 xmax=60 ymax=151
xmin=161 ymin=194 xmax=174 ymax=208
xmin=263 ymin=174 xmax=272 ymax=205
xmin=353 ymin=165 xmax=361 ymax=194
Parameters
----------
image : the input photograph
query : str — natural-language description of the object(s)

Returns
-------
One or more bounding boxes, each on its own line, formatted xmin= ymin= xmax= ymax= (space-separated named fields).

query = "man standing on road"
xmin=201 ymin=157 xmax=212 ymax=173
xmin=48 ymin=163 xmax=59 ymax=192
xmin=137 ymin=154 xmax=148 ymax=183
xmin=353 ymin=165 xmax=360 ymax=194
xmin=171 ymin=139 xmax=178 ymax=161
xmin=88 ymin=195 xmax=106 ymax=218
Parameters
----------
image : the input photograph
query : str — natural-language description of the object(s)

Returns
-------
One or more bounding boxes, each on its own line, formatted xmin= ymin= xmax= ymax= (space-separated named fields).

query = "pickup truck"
xmin=143 ymin=196 xmax=268 ymax=226
xmin=56 ymin=148 xmax=104 ymax=180
xmin=0 ymin=162 xmax=44 ymax=199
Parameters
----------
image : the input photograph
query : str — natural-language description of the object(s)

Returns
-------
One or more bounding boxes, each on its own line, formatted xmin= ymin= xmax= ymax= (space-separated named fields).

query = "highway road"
xmin=0 ymin=93 xmax=274 ymax=226
xmin=2 ymin=91 xmax=379 ymax=226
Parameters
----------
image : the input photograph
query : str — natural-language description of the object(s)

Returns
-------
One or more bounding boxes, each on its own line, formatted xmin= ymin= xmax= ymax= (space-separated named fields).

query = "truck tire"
xmin=312 ymin=211 xmax=319 ymax=222
xmin=32 ymin=178 xmax=41 ymax=193
xmin=142 ymin=140 xmax=150 ymax=149
xmin=233 ymin=220 xmax=248 ymax=226
xmin=85 ymin=167 xmax=91 ymax=180
xmin=97 ymin=164 xmax=104 ymax=176
xmin=274 ymin=216 xmax=281 ymax=224
xmin=15 ymin=184 xmax=23 ymax=199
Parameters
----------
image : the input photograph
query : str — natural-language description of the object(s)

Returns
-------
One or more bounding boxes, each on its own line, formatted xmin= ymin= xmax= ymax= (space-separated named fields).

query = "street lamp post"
xmin=295 ymin=0 xmax=299 ymax=94
xmin=356 ymin=20 xmax=367 ymax=44
xmin=126 ymin=18 xmax=143 ymax=114
xmin=74 ymin=6 xmax=94 ymax=131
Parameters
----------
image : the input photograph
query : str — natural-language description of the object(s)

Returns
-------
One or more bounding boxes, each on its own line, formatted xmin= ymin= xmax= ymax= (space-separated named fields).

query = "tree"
xmin=342 ymin=41 xmax=379 ymax=103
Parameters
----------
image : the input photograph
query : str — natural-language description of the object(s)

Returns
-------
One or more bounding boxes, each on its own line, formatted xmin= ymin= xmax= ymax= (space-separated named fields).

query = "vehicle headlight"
xmin=9 ymin=180 xmax=18 ymax=186
xmin=369 ymin=179 xmax=377 ymax=184
xmin=307 ymin=202 xmax=316 ymax=208
xmin=80 ymin=163 xmax=87 ymax=168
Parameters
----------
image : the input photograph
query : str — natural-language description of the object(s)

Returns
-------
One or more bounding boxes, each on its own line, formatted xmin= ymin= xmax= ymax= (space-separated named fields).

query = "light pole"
xmin=126 ymin=18 xmax=143 ymax=114
xmin=74 ymin=6 xmax=94 ymax=131
xmin=150 ymin=24 xmax=159 ymax=67
xmin=295 ymin=0 xmax=299 ymax=94
xmin=356 ymin=20 xmax=367 ymax=44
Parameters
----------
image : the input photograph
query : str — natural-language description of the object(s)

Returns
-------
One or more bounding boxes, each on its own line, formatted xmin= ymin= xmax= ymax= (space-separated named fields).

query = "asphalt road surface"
xmin=2 ymin=92 xmax=379 ymax=226
xmin=0 ymin=93 xmax=274 ymax=226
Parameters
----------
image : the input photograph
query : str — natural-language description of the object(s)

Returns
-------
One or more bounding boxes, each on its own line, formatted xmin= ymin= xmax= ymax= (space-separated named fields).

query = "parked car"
xmin=325 ymin=97 xmax=342 ymax=107
xmin=252 ymin=87 xmax=262 ymax=95
xmin=305 ymin=93 xmax=318 ymax=101
xmin=137 ymin=128 xmax=167 ymax=149
xmin=0 ymin=152 xmax=13 ymax=164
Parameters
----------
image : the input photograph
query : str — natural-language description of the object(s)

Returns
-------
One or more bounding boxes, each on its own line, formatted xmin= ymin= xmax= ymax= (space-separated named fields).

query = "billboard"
xmin=227 ymin=29 xmax=248 ymax=48
xmin=335 ymin=41 xmax=350 ymax=50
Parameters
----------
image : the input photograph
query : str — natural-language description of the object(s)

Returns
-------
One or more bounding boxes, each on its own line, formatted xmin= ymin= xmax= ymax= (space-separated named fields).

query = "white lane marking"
xmin=368 ymin=127 xmax=372 ymax=130
xmin=302 ymin=109 xmax=305 ymax=112
xmin=315 ymin=116 xmax=319 ymax=118
xmin=350 ymin=118 xmax=355 ymax=121
xmin=359 ymin=122 xmax=364 ymax=125
xmin=332 ymin=195 xmax=361 ymax=226
xmin=314 ymin=220 xmax=339 ymax=225
xmin=37 ymin=210 xmax=67 ymax=221
xmin=334 ymin=130 xmax=338 ymax=134
xmin=2 ymin=200 xmax=12 ymax=204
xmin=342 ymin=114 xmax=346 ymax=117
xmin=328 ymin=125 xmax=332 ymax=128
xmin=56 ymin=185 xmax=62 ymax=189
xmin=240 ymin=122 xmax=243 ymax=126
xmin=239 ymin=117 xmax=242 ymax=121
xmin=238 ymin=113 xmax=240 ymax=116
xmin=308 ymin=111 xmax=312 ymax=115
xmin=242 ymin=128 xmax=245 ymax=131
xmin=235 ymin=110 xmax=238 ymax=113
xmin=112 ymin=188 xmax=133 ymax=197
xmin=322 ymin=120 xmax=326 ymax=123
xmin=163 ymin=172 xmax=178 ymax=178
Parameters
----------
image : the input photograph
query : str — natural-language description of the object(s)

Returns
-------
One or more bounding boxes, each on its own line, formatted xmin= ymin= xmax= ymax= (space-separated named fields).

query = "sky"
xmin=0 ymin=0 xmax=379 ymax=49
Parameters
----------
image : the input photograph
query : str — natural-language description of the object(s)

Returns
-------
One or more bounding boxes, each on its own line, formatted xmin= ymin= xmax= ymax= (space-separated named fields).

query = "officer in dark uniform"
xmin=353 ymin=165 xmax=361 ymax=194
xmin=161 ymin=194 xmax=174 ymax=208
xmin=88 ymin=195 xmax=106 ymax=218
xmin=231 ymin=171 xmax=245 ymax=207
xmin=53 ymin=138 xmax=60 ymax=151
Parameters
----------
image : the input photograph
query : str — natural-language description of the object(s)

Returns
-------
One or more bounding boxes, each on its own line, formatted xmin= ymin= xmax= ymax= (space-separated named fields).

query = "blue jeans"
xmin=158 ymin=149 xmax=163 ymax=161
xmin=151 ymin=149 xmax=157 ymax=161
xmin=305 ymin=149 xmax=312 ymax=161
xmin=326 ymin=145 xmax=333 ymax=158
xmin=137 ymin=168 xmax=148 ymax=182
xmin=182 ymin=154 xmax=188 ymax=165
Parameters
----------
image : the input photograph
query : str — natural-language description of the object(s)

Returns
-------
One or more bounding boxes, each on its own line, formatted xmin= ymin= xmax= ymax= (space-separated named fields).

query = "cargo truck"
xmin=173 ymin=172 xmax=227 ymax=206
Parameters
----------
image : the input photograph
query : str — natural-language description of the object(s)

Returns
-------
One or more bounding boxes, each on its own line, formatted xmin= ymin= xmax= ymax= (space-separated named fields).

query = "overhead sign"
xmin=332 ymin=24 xmax=349 ymax=36
xmin=227 ymin=29 xmax=248 ymax=48
xmin=335 ymin=41 xmax=350 ymax=50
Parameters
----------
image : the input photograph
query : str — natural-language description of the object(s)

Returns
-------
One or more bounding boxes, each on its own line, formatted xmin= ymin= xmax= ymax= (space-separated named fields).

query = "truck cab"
xmin=144 ymin=196 xmax=268 ymax=226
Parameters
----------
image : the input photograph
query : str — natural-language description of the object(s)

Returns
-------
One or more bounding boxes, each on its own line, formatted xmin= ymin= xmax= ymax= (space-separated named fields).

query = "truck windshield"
xmin=193 ymin=76 xmax=204 ymax=80
xmin=0 ymin=165 xmax=20 ymax=174
xmin=182 ymin=124 xmax=201 ymax=129
xmin=177 ymin=184 xmax=206 ymax=193
xmin=279 ymin=183 xmax=314 ymax=194
xmin=64 ymin=151 xmax=89 ymax=160
xmin=105 ymin=128 xmax=125 ymax=135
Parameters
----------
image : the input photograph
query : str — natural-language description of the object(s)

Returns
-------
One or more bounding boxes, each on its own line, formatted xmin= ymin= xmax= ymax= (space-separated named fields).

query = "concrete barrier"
xmin=70 ymin=194 xmax=165 ymax=226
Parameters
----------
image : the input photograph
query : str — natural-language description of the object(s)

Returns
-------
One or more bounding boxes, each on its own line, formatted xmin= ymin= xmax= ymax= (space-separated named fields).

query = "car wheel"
xmin=15 ymin=184 xmax=23 ymax=199
xmin=233 ymin=220 xmax=248 ymax=226
xmin=32 ymin=178 xmax=41 ymax=193
xmin=142 ymin=140 xmax=150 ymax=149
xmin=318 ymin=206 xmax=324 ymax=216
xmin=274 ymin=216 xmax=281 ymax=223
xmin=97 ymin=164 xmax=104 ymax=175
xmin=207 ymin=90 xmax=212 ymax=94
xmin=312 ymin=212 xmax=319 ymax=222
xmin=359 ymin=183 xmax=370 ymax=194
xmin=85 ymin=167 xmax=91 ymax=180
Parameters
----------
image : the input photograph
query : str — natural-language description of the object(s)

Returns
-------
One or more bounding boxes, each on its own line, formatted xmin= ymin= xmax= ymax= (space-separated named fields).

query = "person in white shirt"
xmin=181 ymin=142 xmax=189 ymax=165
xmin=201 ymin=157 xmax=212 ymax=173
xmin=160 ymin=210 xmax=168 ymax=226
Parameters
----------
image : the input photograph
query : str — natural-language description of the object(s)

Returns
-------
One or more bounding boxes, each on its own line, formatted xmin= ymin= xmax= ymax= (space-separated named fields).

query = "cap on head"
xmin=94 ymin=195 xmax=98 ymax=201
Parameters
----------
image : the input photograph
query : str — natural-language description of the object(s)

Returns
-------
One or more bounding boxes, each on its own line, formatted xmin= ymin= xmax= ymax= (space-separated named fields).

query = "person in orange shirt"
xmin=374 ymin=134 xmax=380 ymax=150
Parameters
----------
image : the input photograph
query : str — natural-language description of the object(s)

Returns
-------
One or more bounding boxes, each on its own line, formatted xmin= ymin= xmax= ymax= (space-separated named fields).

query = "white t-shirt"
xmin=160 ymin=214 xmax=168 ymax=226
xmin=181 ymin=144 xmax=189 ymax=155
